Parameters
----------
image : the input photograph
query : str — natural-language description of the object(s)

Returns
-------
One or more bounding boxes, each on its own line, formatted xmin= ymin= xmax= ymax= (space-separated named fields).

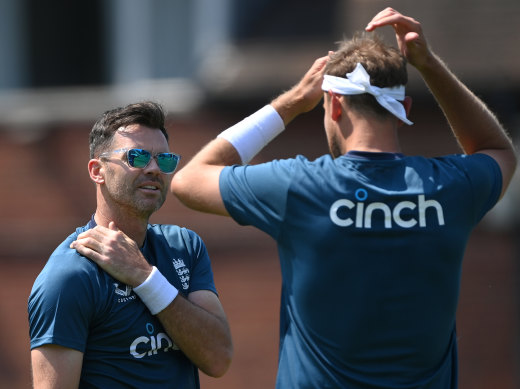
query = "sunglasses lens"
xmin=127 ymin=149 xmax=151 ymax=168
xmin=126 ymin=149 xmax=179 ymax=173
xmin=156 ymin=153 xmax=180 ymax=173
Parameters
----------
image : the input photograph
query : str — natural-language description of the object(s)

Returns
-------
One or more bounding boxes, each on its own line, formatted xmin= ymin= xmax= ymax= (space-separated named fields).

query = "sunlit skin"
xmin=31 ymin=124 xmax=233 ymax=387
xmin=88 ymin=124 xmax=173 ymax=246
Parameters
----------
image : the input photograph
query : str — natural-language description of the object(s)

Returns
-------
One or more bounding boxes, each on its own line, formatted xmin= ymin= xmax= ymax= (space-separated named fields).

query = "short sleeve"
xmin=448 ymin=153 xmax=502 ymax=223
xmin=219 ymin=159 xmax=294 ymax=238
xmin=28 ymin=239 xmax=102 ymax=352
xmin=181 ymin=228 xmax=218 ymax=295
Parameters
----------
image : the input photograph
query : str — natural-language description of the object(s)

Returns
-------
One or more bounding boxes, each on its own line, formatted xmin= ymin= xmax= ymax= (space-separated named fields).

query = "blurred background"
xmin=0 ymin=0 xmax=519 ymax=388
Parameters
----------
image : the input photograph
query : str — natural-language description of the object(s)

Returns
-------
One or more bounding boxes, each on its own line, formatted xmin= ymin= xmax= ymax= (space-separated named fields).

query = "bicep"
xmin=478 ymin=149 xmax=517 ymax=199
xmin=171 ymin=138 xmax=242 ymax=216
xmin=31 ymin=345 xmax=83 ymax=389
xmin=171 ymin=161 xmax=229 ymax=216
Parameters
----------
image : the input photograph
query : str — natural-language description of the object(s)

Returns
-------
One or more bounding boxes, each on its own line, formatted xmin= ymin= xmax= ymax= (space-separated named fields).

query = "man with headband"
xmin=171 ymin=8 xmax=516 ymax=389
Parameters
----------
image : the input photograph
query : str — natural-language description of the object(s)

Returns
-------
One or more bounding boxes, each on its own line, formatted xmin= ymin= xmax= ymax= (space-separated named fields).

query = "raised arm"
xmin=171 ymin=55 xmax=329 ymax=215
xmin=366 ymin=8 xmax=517 ymax=197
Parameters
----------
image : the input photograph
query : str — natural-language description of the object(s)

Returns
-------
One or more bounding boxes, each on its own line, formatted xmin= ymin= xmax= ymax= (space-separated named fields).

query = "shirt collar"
xmin=346 ymin=150 xmax=404 ymax=160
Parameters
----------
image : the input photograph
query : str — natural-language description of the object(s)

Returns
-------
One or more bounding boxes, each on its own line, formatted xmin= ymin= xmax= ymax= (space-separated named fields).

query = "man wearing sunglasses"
xmin=28 ymin=101 xmax=232 ymax=388
xmin=171 ymin=8 xmax=516 ymax=389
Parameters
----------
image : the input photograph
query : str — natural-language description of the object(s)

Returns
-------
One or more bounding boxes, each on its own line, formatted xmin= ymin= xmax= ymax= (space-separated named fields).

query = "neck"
xmin=344 ymin=135 xmax=401 ymax=154
xmin=94 ymin=203 xmax=149 ymax=247
xmin=341 ymin=114 xmax=401 ymax=154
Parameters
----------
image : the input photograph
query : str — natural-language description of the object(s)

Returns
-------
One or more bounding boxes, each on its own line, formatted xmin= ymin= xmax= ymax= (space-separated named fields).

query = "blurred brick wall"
xmin=1 ymin=103 xmax=518 ymax=388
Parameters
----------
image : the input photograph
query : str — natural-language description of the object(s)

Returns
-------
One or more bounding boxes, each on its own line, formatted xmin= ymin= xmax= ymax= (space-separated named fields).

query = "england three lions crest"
xmin=172 ymin=258 xmax=190 ymax=290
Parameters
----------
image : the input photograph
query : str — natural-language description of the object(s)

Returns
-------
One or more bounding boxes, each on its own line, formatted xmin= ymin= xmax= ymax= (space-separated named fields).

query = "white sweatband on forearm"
xmin=217 ymin=104 xmax=285 ymax=164
xmin=133 ymin=266 xmax=179 ymax=315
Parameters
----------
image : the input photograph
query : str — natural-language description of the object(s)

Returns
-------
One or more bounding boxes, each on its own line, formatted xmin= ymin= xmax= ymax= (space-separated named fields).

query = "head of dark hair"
xmin=89 ymin=101 xmax=168 ymax=158
xmin=324 ymin=33 xmax=408 ymax=119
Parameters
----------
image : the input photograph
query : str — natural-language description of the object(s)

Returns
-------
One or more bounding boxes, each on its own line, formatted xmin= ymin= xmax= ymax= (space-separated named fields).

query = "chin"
xmin=134 ymin=202 xmax=164 ymax=218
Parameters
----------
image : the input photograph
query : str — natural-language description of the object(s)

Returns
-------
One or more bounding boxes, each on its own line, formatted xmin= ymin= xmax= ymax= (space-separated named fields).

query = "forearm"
xmin=216 ymin=105 xmax=286 ymax=164
xmin=417 ymin=52 xmax=514 ymax=155
xmin=157 ymin=294 xmax=232 ymax=377
xmin=364 ymin=7 xmax=516 ymax=197
xmin=417 ymin=53 xmax=517 ymax=197
xmin=172 ymin=107 xmax=285 ymax=214
xmin=132 ymin=267 xmax=232 ymax=376
xmin=171 ymin=55 xmax=328 ymax=213
xmin=215 ymin=54 xmax=328 ymax=162
xmin=271 ymin=87 xmax=309 ymax=126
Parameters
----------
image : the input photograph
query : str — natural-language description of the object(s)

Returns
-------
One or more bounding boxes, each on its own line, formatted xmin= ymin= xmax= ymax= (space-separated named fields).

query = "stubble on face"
xmin=98 ymin=124 xmax=173 ymax=222
xmin=102 ymin=162 xmax=168 ymax=220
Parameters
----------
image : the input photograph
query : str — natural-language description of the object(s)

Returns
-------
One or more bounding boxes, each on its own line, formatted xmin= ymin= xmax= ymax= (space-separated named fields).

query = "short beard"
xmin=103 ymin=168 xmax=167 ymax=220
xmin=329 ymin=133 xmax=343 ymax=159
xmin=132 ymin=195 xmax=165 ymax=218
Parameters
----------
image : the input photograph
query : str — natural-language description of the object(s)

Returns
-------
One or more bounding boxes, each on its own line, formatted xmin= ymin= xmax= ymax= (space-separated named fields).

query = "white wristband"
xmin=217 ymin=104 xmax=285 ymax=164
xmin=133 ymin=266 xmax=179 ymax=315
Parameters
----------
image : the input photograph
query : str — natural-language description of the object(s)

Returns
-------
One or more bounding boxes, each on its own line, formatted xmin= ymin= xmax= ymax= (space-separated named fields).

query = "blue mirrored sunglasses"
xmin=99 ymin=148 xmax=181 ymax=174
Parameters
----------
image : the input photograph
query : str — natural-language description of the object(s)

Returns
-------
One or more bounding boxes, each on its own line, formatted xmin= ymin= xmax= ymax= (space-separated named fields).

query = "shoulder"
xmin=146 ymin=224 xmax=207 ymax=257
xmin=418 ymin=153 xmax=497 ymax=167
xmin=407 ymin=154 xmax=502 ymax=207
xmin=37 ymin=232 xmax=99 ymax=283
xmin=442 ymin=153 xmax=503 ymax=188
xmin=223 ymin=154 xmax=319 ymax=173
xmin=28 ymin=231 xmax=107 ymax=327
xmin=423 ymin=154 xmax=502 ymax=181
xmin=29 ymin=227 xmax=107 ymax=306
xmin=221 ymin=154 xmax=331 ymax=189
xmin=147 ymin=224 xmax=203 ymax=244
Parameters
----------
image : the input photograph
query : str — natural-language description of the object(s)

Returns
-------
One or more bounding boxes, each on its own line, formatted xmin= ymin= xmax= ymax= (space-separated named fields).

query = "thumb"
xmin=108 ymin=221 xmax=119 ymax=231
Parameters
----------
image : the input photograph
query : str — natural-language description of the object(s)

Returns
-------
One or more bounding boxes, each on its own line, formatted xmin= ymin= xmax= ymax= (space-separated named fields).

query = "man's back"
xmin=219 ymin=151 xmax=502 ymax=387
xmin=170 ymin=8 xmax=516 ymax=388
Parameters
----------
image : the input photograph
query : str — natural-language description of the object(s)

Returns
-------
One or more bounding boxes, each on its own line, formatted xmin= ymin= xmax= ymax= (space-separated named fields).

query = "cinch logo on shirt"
xmin=329 ymin=189 xmax=445 ymax=229
xmin=130 ymin=322 xmax=179 ymax=359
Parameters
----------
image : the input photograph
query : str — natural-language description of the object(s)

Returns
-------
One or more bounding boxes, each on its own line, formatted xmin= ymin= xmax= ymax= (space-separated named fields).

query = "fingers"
xmin=364 ymin=8 xmax=431 ymax=70
xmin=365 ymin=7 xmax=422 ymax=45
xmin=70 ymin=233 xmax=109 ymax=265
xmin=307 ymin=54 xmax=330 ymax=77
xmin=76 ymin=224 xmax=110 ymax=241
xmin=76 ymin=223 xmax=120 ymax=242
xmin=284 ymin=53 xmax=331 ymax=115
xmin=71 ymin=243 xmax=103 ymax=263
xmin=69 ymin=222 xmax=151 ymax=286
xmin=70 ymin=223 xmax=126 ymax=257
xmin=365 ymin=7 xmax=419 ymax=32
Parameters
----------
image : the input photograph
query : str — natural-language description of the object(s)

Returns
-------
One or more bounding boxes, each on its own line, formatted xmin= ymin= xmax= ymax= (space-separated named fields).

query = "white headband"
xmin=322 ymin=63 xmax=413 ymax=125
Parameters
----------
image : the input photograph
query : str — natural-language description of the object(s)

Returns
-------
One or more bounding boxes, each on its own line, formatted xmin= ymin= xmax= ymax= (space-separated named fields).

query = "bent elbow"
xmin=170 ymin=170 xmax=187 ymax=199
xmin=203 ymin=346 xmax=233 ymax=378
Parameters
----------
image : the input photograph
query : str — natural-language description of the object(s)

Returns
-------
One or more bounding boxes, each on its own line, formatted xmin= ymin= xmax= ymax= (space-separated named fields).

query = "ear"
xmin=396 ymin=96 xmax=413 ymax=127
xmin=88 ymin=159 xmax=105 ymax=184
xmin=403 ymin=96 xmax=412 ymax=117
xmin=330 ymin=92 xmax=343 ymax=121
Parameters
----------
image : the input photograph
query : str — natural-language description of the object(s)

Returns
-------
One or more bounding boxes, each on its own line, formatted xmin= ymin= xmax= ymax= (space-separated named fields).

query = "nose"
xmin=143 ymin=156 xmax=162 ymax=175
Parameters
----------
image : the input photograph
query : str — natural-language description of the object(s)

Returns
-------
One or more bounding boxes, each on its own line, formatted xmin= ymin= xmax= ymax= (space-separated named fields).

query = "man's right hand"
xmin=365 ymin=8 xmax=433 ymax=72
xmin=271 ymin=54 xmax=330 ymax=126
